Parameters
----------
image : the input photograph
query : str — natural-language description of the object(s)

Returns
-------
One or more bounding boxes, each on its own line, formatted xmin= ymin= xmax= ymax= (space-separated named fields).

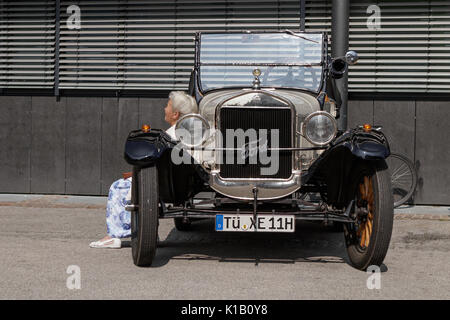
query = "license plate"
xmin=215 ymin=214 xmax=295 ymax=233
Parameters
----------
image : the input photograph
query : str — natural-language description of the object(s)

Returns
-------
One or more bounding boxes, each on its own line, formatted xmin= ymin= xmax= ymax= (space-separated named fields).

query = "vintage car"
xmin=124 ymin=31 xmax=393 ymax=270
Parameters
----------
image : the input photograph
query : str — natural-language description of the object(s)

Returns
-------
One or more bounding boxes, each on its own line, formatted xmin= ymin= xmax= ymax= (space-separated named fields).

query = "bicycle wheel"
xmin=386 ymin=153 xmax=417 ymax=208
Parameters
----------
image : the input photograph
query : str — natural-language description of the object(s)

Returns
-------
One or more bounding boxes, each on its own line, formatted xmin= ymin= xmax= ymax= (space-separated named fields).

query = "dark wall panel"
xmin=65 ymin=97 xmax=102 ymax=195
xmin=138 ymin=98 xmax=168 ymax=131
xmin=100 ymin=98 xmax=167 ymax=194
xmin=347 ymin=100 xmax=373 ymax=129
xmin=100 ymin=98 xmax=119 ymax=194
xmin=415 ymin=101 xmax=450 ymax=205
xmin=117 ymin=98 xmax=139 ymax=175
xmin=373 ymin=100 xmax=415 ymax=160
xmin=0 ymin=96 xmax=32 ymax=193
xmin=30 ymin=97 xmax=66 ymax=193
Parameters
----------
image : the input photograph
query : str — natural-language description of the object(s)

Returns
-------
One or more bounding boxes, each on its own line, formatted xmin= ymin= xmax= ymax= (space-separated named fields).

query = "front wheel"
xmin=344 ymin=161 xmax=394 ymax=271
xmin=131 ymin=166 xmax=159 ymax=267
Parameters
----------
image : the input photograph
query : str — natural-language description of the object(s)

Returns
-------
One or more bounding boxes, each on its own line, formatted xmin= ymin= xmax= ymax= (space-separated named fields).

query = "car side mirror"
xmin=345 ymin=50 xmax=359 ymax=65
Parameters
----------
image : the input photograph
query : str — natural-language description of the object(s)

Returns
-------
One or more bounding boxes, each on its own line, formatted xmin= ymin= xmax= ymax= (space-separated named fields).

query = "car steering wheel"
xmin=261 ymin=58 xmax=320 ymax=88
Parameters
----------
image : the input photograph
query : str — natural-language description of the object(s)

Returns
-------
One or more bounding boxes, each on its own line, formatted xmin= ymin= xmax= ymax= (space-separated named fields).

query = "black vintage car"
xmin=124 ymin=31 xmax=393 ymax=270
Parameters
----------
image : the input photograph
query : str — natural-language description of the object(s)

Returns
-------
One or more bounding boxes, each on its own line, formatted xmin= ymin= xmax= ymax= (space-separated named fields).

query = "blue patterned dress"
xmin=106 ymin=178 xmax=132 ymax=238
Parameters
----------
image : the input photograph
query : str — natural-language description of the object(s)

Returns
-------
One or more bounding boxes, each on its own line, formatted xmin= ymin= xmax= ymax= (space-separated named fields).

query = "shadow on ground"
xmin=140 ymin=220 xmax=353 ymax=268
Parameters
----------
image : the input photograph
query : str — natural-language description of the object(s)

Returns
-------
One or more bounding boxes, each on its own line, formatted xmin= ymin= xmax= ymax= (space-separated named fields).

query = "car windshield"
xmin=199 ymin=32 xmax=324 ymax=92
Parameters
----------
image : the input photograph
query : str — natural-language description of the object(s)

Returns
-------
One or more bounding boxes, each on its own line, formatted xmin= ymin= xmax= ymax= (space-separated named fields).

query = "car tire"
xmin=344 ymin=160 xmax=394 ymax=271
xmin=131 ymin=165 xmax=159 ymax=267
xmin=174 ymin=217 xmax=192 ymax=231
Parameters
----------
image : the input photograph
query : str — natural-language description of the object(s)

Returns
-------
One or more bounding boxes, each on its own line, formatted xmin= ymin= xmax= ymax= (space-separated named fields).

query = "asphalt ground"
xmin=0 ymin=194 xmax=449 ymax=300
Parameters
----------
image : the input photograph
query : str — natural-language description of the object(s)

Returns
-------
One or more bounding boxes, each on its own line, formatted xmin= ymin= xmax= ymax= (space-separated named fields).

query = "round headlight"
xmin=302 ymin=111 xmax=337 ymax=146
xmin=175 ymin=114 xmax=210 ymax=148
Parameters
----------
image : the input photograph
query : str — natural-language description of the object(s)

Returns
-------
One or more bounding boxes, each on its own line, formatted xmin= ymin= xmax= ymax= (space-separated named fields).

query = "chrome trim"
xmin=200 ymin=62 xmax=322 ymax=67
xmin=201 ymin=147 xmax=326 ymax=151
xmin=175 ymin=113 xmax=210 ymax=148
xmin=209 ymin=170 xmax=302 ymax=200
xmin=218 ymin=89 xmax=294 ymax=108
xmin=301 ymin=111 xmax=337 ymax=146
xmin=216 ymin=90 xmax=296 ymax=181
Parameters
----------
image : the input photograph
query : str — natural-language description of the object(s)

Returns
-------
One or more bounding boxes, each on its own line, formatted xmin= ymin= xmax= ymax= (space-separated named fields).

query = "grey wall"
xmin=0 ymin=95 xmax=449 ymax=205
xmin=0 ymin=96 xmax=168 ymax=196
xmin=348 ymin=100 xmax=450 ymax=205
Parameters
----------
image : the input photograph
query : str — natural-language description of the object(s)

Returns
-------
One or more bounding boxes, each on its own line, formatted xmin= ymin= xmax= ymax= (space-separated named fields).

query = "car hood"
xmin=199 ymin=89 xmax=320 ymax=125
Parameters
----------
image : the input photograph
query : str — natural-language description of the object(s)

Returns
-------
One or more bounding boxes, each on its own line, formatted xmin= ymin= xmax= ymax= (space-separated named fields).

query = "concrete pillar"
xmin=331 ymin=0 xmax=350 ymax=130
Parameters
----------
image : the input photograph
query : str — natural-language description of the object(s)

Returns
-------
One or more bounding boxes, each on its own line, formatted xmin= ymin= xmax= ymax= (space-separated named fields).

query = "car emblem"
xmin=240 ymin=138 xmax=268 ymax=161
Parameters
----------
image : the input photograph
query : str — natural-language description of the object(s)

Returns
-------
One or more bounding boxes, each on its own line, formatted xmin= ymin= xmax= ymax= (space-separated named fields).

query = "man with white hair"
xmin=89 ymin=91 xmax=198 ymax=249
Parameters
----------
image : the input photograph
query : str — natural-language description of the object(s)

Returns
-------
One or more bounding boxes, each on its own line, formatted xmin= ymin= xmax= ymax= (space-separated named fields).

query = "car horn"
xmin=329 ymin=50 xmax=359 ymax=79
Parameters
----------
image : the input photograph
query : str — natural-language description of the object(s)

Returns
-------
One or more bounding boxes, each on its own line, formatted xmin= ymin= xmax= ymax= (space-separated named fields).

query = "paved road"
xmin=0 ymin=203 xmax=449 ymax=299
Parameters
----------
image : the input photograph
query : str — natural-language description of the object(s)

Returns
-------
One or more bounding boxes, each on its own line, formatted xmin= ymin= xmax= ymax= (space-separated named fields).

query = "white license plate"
xmin=215 ymin=214 xmax=295 ymax=233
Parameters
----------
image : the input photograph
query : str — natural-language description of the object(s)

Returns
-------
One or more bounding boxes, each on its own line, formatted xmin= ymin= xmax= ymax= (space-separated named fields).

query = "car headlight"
xmin=302 ymin=111 xmax=337 ymax=146
xmin=175 ymin=114 xmax=210 ymax=148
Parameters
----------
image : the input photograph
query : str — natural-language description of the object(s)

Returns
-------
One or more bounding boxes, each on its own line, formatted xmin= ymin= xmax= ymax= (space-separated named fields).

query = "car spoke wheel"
xmin=344 ymin=161 xmax=394 ymax=271
xmin=131 ymin=166 xmax=159 ymax=267
xmin=356 ymin=176 xmax=374 ymax=249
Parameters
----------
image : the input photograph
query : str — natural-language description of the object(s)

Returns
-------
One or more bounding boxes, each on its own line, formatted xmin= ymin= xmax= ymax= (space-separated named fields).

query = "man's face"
xmin=164 ymin=98 xmax=179 ymax=126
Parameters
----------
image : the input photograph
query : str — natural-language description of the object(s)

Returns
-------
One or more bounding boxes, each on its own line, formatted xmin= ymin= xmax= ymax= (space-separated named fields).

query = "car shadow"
xmin=150 ymin=219 xmax=354 ymax=269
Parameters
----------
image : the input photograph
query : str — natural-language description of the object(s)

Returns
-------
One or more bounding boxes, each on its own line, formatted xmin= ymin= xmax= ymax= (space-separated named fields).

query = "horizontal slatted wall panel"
xmin=350 ymin=0 xmax=450 ymax=92
xmin=59 ymin=1 xmax=176 ymax=90
xmin=2 ymin=0 xmax=449 ymax=93
xmin=306 ymin=0 xmax=450 ymax=93
xmin=58 ymin=0 xmax=301 ymax=90
xmin=0 ymin=1 xmax=55 ymax=88
xmin=304 ymin=0 xmax=331 ymax=34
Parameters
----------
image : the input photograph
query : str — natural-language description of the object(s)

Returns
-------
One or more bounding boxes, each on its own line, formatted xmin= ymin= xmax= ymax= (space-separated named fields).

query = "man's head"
xmin=165 ymin=91 xmax=198 ymax=126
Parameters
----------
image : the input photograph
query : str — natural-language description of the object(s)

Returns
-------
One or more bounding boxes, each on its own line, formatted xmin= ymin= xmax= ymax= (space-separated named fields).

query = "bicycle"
xmin=386 ymin=152 xmax=418 ymax=208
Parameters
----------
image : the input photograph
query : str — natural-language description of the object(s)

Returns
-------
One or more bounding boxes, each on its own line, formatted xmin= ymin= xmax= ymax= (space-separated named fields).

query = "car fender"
xmin=338 ymin=139 xmax=390 ymax=160
xmin=320 ymin=128 xmax=390 ymax=163
xmin=304 ymin=128 xmax=390 ymax=208
xmin=124 ymin=128 xmax=208 ymax=205
xmin=124 ymin=129 xmax=176 ymax=167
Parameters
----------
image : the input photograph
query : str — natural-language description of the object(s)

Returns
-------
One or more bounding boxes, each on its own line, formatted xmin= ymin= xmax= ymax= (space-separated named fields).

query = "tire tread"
xmin=132 ymin=166 xmax=159 ymax=267
xmin=345 ymin=161 xmax=394 ymax=271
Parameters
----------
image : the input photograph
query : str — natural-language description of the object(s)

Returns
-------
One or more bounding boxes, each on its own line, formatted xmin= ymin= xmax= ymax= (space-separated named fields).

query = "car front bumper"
xmin=208 ymin=170 xmax=302 ymax=200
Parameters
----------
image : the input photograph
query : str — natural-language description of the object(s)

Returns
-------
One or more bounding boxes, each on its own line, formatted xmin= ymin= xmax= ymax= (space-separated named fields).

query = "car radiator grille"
xmin=219 ymin=107 xmax=292 ymax=179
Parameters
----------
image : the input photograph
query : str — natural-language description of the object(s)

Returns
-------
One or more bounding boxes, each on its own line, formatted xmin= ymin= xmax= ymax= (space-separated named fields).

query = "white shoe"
xmin=89 ymin=238 xmax=121 ymax=249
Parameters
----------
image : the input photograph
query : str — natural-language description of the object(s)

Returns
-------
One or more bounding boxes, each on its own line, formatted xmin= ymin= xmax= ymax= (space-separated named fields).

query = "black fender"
xmin=124 ymin=129 xmax=176 ymax=167
xmin=304 ymin=128 xmax=390 ymax=208
xmin=338 ymin=130 xmax=390 ymax=160
xmin=124 ymin=128 xmax=208 ymax=205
